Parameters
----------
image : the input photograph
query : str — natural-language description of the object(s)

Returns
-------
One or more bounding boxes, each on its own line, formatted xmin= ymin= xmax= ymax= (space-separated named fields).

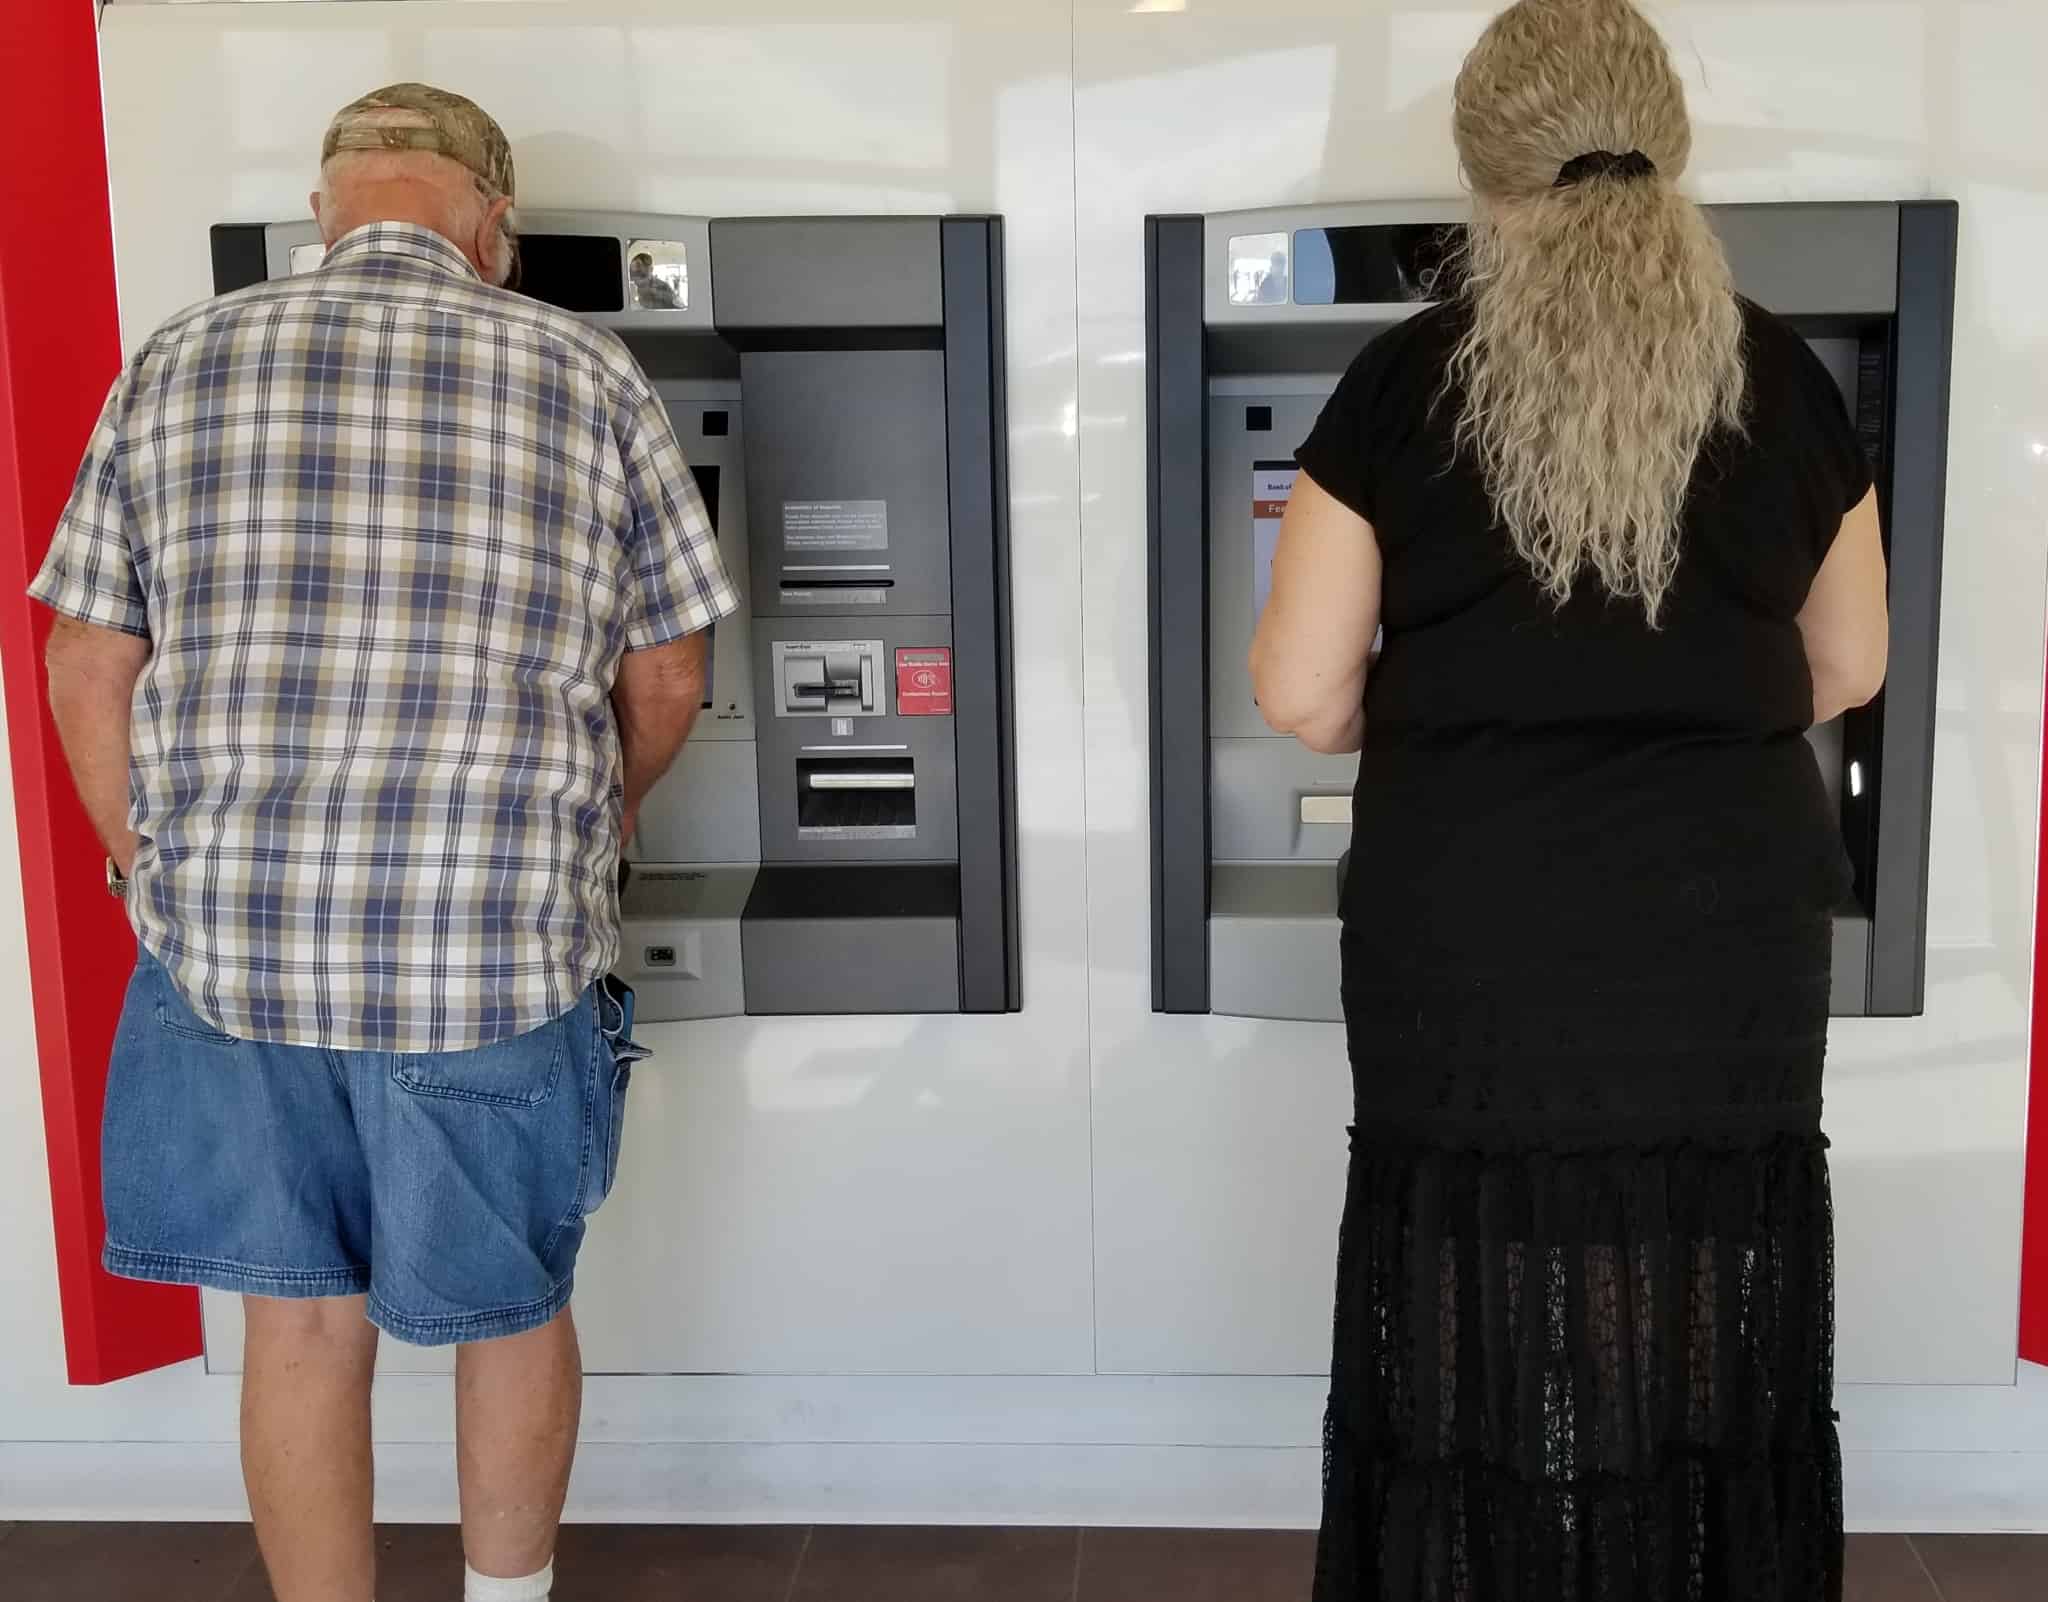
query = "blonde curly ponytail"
xmin=1448 ymin=0 xmax=1745 ymax=625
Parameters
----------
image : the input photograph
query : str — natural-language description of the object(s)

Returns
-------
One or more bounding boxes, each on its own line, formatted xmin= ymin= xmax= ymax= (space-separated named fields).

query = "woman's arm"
xmin=1248 ymin=471 xmax=1382 ymax=755
xmin=1799 ymin=487 xmax=1888 ymax=726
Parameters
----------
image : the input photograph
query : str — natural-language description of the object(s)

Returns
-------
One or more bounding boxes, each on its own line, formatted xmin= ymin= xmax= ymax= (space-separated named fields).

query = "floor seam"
xmin=781 ymin=1524 xmax=815 ymax=1602
xmin=1071 ymin=1525 xmax=1085 ymax=1602
xmin=1905 ymin=1535 xmax=1951 ymax=1602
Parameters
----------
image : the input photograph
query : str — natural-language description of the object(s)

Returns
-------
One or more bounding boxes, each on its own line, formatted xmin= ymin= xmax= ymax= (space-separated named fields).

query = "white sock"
xmin=464 ymin=1561 xmax=552 ymax=1602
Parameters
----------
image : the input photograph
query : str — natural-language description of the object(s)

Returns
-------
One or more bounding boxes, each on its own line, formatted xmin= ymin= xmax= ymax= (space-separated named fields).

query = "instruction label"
xmin=784 ymin=499 xmax=889 ymax=553
xmin=780 ymin=587 xmax=888 ymax=606
xmin=895 ymin=648 xmax=954 ymax=717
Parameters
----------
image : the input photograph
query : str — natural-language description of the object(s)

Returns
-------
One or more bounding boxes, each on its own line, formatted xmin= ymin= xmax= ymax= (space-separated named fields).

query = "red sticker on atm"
xmin=895 ymin=648 xmax=954 ymax=716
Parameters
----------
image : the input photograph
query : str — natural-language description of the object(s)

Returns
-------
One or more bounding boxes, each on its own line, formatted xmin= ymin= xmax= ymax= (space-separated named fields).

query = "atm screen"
xmin=693 ymin=464 xmax=722 ymax=534
xmin=1252 ymin=461 xmax=1298 ymax=621
xmin=516 ymin=235 xmax=625 ymax=313
xmin=692 ymin=465 xmax=722 ymax=709
xmin=1293 ymin=224 xmax=1465 ymax=306
xmin=1250 ymin=456 xmax=1378 ymax=665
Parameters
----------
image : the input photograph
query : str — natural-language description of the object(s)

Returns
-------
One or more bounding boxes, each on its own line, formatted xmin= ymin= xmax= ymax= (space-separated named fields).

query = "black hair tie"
xmin=1554 ymin=149 xmax=1658 ymax=187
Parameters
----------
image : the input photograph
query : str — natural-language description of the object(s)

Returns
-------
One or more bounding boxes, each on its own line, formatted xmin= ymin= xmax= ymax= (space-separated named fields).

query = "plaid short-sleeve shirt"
xmin=31 ymin=223 xmax=738 ymax=1051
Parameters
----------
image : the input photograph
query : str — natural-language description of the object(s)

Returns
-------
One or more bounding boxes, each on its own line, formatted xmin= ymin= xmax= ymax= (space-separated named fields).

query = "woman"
xmin=1249 ymin=1 xmax=1888 ymax=1598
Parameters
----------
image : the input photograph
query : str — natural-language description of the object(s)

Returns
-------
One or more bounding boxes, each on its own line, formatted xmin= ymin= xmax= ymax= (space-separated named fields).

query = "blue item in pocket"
xmin=599 ymin=973 xmax=653 ymax=1066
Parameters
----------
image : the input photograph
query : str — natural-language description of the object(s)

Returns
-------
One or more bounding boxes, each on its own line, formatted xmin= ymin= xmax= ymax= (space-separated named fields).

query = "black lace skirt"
xmin=1319 ymin=954 xmax=1842 ymax=1602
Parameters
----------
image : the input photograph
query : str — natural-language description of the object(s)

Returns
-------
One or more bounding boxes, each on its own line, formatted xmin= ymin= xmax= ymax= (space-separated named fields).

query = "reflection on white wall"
xmin=1077 ymin=46 xmax=1339 ymax=210
xmin=1959 ymin=1 xmax=2048 ymax=163
xmin=1965 ymin=184 xmax=2048 ymax=341
xmin=995 ymin=67 xmax=1093 ymax=837
xmin=1675 ymin=6 xmax=1926 ymax=139
xmin=631 ymin=26 xmax=953 ymax=173
xmin=1924 ymin=724 xmax=1998 ymax=950
xmin=424 ymin=27 xmax=634 ymax=168
xmin=222 ymin=30 xmax=394 ymax=161
xmin=1383 ymin=12 xmax=1488 ymax=116
xmin=1655 ymin=5 xmax=1926 ymax=198
xmin=216 ymin=29 xmax=394 ymax=210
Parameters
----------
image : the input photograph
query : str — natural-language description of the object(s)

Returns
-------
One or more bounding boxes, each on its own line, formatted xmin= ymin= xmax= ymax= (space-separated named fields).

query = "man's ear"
xmin=478 ymin=193 xmax=513 ymax=281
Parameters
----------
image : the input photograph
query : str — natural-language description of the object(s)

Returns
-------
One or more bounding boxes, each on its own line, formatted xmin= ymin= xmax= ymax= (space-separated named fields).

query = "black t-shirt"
xmin=1295 ymin=298 xmax=1872 ymax=975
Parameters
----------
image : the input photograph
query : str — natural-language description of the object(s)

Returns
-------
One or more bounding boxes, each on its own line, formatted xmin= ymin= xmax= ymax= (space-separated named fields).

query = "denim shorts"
xmin=101 ymin=951 xmax=649 ymax=1346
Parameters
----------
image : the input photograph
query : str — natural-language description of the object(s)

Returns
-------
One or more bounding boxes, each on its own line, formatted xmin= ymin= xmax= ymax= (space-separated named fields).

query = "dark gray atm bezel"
xmin=209 ymin=210 xmax=1020 ymax=1015
xmin=1146 ymin=199 xmax=1958 ymax=1020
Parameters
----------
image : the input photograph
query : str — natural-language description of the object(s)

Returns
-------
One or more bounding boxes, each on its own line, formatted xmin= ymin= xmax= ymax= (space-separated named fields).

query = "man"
xmin=32 ymin=84 xmax=734 ymax=1602
xmin=628 ymin=250 xmax=679 ymax=310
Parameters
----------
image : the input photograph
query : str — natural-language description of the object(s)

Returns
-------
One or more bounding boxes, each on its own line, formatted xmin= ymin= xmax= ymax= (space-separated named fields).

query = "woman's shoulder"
xmin=1331 ymin=300 xmax=1469 ymax=412
xmin=1736 ymin=295 xmax=1824 ymax=376
xmin=1733 ymin=294 xmax=1863 ymax=437
xmin=1362 ymin=298 xmax=1469 ymax=367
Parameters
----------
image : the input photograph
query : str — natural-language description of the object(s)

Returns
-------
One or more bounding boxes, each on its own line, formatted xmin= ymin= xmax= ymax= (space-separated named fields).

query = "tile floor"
xmin=0 ymin=1521 xmax=2041 ymax=1600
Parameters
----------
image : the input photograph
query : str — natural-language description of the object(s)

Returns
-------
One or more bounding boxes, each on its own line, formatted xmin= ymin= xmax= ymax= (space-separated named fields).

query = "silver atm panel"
xmin=741 ymin=343 xmax=961 ymax=876
xmin=617 ymin=382 xmax=758 ymax=1021
xmin=1204 ymin=386 xmax=1353 ymax=1022
xmin=709 ymin=219 xmax=987 ymax=1016
xmin=208 ymin=209 xmax=1019 ymax=1022
xmin=1149 ymin=201 xmax=1957 ymax=1022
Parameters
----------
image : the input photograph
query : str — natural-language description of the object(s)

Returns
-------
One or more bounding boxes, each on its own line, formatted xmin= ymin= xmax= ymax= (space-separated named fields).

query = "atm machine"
xmin=1146 ymin=201 xmax=1956 ymax=1021
xmin=211 ymin=212 xmax=1019 ymax=1020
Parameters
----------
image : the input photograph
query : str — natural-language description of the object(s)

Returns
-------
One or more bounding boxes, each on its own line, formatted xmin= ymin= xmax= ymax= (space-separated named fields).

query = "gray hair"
xmin=318 ymin=142 xmax=520 ymax=288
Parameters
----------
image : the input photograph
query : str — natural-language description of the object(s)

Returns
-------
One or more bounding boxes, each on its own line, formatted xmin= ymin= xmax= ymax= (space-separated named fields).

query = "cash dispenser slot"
xmin=1148 ymin=199 xmax=1956 ymax=1022
xmin=797 ymin=758 xmax=917 ymax=835
xmin=806 ymin=767 xmax=915 ymax=791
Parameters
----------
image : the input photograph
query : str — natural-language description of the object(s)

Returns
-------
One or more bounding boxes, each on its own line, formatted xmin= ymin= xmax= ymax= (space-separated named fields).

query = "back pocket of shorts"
xmin=153 ymin=971 xmax=240 ymax=1045
xmin=393 ymin=1026 xmax=565 ymax=1108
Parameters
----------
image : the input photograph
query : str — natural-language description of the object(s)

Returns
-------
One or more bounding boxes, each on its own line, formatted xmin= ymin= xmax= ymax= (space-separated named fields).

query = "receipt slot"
xmin=212 ymin=212 xmax=1019 ymax=1019
xmin=1146 ymin=201 xmax=1956 ymax=1021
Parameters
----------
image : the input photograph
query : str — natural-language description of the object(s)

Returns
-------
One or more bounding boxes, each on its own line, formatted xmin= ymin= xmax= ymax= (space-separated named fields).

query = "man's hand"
xmin=612 ymin=632 xmax=709 ymax=837
xmin=44 ymin=615 xmax=149 ymax=874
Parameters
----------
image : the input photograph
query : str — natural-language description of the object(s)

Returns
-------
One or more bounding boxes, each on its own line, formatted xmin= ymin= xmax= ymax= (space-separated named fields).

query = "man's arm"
xmin=612 ymin=632 xmax=709 ymax=844
xmin=607 ymin=373 xmax=740 ymax=847
xmin=44 ymin=616 xmax=149 ymax=875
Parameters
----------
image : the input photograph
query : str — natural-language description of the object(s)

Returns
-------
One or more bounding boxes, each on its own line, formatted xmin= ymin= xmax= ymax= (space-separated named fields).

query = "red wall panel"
xmin=2023 ymin=648 xmax=2048 ymax=1363
xmin=0 ymin=0 xmax=203 ymax=1383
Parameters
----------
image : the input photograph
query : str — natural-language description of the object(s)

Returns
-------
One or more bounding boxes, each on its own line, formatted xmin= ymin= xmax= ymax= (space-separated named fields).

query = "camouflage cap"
xmin=321 ymin=83 xmax=515 ymax=199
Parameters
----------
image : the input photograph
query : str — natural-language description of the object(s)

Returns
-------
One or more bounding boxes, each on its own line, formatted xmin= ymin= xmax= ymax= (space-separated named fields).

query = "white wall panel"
xmin=1072 ymin=0 xmax=2044 ymax=1388
xmin=78 ymin=0 xmax=1098 ymax=1385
